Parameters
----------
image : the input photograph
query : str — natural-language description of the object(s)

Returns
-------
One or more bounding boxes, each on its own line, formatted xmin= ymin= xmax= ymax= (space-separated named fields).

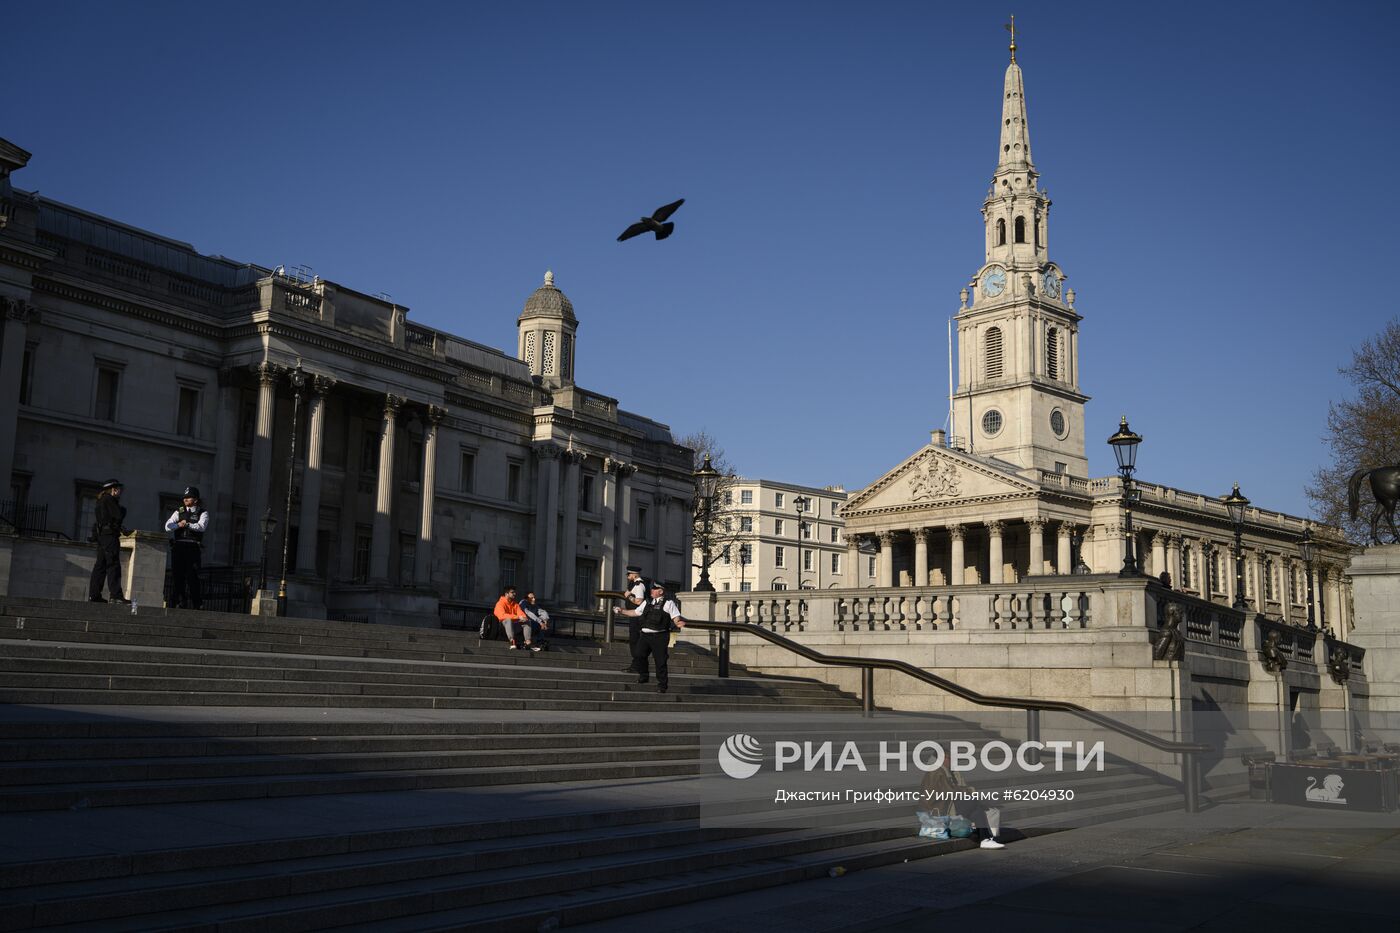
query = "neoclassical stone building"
xmin=839 ymin=49 xmax=1353 ymax=637
xmin=0 ymin=137 xmax=693 ymax=624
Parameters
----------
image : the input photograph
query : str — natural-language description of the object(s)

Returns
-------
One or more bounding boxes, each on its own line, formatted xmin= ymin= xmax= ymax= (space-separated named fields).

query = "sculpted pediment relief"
xmin=844 ymin=446 xmax=1036 ymax=515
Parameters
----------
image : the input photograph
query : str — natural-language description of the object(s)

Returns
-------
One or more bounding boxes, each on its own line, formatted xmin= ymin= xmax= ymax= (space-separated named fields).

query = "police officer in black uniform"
xmin=164 ymin=486 xmax=209 ymax=609
xmin=614 ymin=582 xmax=685 ymax=693
xmin=87 ymin=479 xmax=131 ymax=603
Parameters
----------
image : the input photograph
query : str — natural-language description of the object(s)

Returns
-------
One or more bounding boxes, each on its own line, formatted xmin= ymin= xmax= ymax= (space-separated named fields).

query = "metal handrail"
xmin=685 ymin=619 xmax=1209 ymax=812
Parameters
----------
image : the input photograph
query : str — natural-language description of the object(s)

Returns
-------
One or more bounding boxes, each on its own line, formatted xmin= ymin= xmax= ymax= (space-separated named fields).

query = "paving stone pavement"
xmin=569 ymin=801 xmax=1400 ymax=933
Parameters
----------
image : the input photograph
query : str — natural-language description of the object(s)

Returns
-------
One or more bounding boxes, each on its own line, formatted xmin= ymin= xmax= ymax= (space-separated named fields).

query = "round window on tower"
xmin=981 ymin=409 xmax=1004 ymax=437
xmin=1050 ymin=409 xmax=1067 ymax=438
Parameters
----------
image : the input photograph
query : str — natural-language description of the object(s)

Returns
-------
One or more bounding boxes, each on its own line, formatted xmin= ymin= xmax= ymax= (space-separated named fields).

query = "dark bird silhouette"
xmin=618 ymin=198 xmax=684 ymax=242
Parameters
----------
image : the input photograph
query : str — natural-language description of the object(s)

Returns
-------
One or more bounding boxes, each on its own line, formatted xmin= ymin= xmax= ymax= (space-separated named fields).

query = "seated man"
xmin=916 ymin=764 xmax=1005 ymax=849
xmin=520 ymin=591 xmax=551 ymax=649
xmin=493 ymin=586 xmax=541 ymax=652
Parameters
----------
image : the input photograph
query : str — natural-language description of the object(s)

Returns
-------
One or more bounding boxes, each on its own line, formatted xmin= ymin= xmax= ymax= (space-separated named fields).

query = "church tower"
xmin=517 ymin=270 xmax=578 ymax=389
xmin=950 ymin=26 xmax=1089 ymax=478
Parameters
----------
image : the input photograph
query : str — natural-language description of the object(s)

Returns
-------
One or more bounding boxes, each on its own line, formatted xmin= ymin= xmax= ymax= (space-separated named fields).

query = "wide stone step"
xmin=0 ymin=757 xmax=709 ymax=812
xmin=0 ymin=653 xmax=843 ymax=697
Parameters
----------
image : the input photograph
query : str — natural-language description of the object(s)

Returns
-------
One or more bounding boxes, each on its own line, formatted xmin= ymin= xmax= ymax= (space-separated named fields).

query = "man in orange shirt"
xmin=493 ymin=586 xmax=540 ymax=652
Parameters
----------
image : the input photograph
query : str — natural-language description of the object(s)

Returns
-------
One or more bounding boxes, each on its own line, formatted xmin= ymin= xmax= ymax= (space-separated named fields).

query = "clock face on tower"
xmin=1041 ymin=270 xmax=1061 ymax=299
xmin=981 ymin=268 xmax=1007 ymax=298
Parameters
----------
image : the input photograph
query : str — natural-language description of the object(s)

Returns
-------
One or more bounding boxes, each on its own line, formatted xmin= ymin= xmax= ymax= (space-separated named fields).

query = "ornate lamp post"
xmin=693 ymin=454 xmax=720 ymax=592
xmin=277 ymin=365 xmax=307 ymax=613
xmin=1223 ymin=483 xmax=1250 ymax=610
xmin=793 ymin=494 xmax=810 ymax=589
xmin=1300 ymin=526 xmax=1318 ymax=632
xmin=1107 ymin=416 xmax=1143 ymax=576
xmin=258 ymin=509 xmax=277 ymax=594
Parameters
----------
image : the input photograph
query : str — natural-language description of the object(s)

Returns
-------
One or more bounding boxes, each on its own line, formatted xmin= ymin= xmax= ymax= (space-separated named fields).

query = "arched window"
xmin=996 ymin=218 xmax=1006 ymax=246
xmin=985 ymin=327 xmax=1003 ymax=379
xmin=1046 ymin=328 xmax=1059 ymax=380
xmin=1014 ymin=216 xmax=1026 ymax=243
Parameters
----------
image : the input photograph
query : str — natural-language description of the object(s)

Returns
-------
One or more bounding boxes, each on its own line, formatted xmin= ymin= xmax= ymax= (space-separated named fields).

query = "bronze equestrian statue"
xmin=1348 ymin=464 xmax=1400 ymax=544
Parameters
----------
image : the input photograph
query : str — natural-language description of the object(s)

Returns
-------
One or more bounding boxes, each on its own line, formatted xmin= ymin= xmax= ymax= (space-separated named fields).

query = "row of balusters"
xmin=717 ymin=590 xmax=1096 ymax=631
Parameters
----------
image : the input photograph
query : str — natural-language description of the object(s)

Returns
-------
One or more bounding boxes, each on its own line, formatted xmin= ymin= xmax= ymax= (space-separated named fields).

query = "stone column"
xmin=560 ymin=450 xmax=582 ymax=603
xmin=209 ymin=367 xmax=241 ymax=565
xmin=532 ymin=443 xmax=561 ymax=599
xmin=1056 ymin=522 xmax=1072 ymax=575
xmin=600 ymin=458 xmax=619 ymax=591
xmin=987 ymin=520 xmax=1005 ymax=585
xmin=0 ymin=299 xmax=33 ymax=499
xmin=1027 ymin=517 xmax=1045 ymax=576
xmin=242 ymin=362 xmax=280 ymax=564
xmin=1148 ymin=532 xmax=1164 ymax=579
xmin=1166 ymin=533 xmax=1182 ymax=588
xmin=846 ymin=533 xmax=862 ymax=587
xmin=877 ymin=531 xmax=895 ymax=588
xmin=913 ymin=527 xmax=930 ymax=587
xmin=655 ymin=491 xmax=672 ymax=586
xmin=295 ymin=375 xmax=336 ymax=575
xmin=414 ymin=404 xmax=446 ymax=587
xmin=617 ymin=463 xmax=636 ymax=578
xmin=368 ymin=393 xmax=403 ymax=582
xmin=949 ymin=524 xmax=965 ymax=586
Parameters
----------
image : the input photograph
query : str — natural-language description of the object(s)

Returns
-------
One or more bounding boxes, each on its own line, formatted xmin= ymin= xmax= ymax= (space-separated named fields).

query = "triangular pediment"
xmin=843 ymin=445 xmax=1039 ymax=516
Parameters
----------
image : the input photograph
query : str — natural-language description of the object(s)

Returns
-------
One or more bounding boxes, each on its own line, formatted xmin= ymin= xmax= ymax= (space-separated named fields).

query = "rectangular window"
xmin=352 ymin=526 xmax=372 ymax=583
xmin=459 ymin=449 xmax=476 ymax=492
xmin=740 ymin=490 xmax=753 ymax=505
xmin=868 ymin=555 xmax=876 ymax=576
xmin=94 ymin=366 xmax=120 ymax=422
xmin=398 ymin=533 xmax=416 ymax=584
xmin=238 ymin=396 xmax=256 ymax=447
xmin=775 ymin=546 xmax=786 ymax=568
xmin=773 ymin=581 xmax=787 ymax=591
xmin=830 ymin=527 xmax=839 ymax=543
xmin=721 ymin=546 xmax=731 ymax=565
xmin=637 ymin=504 xmax=650 ymax=540
xmin=1290 ymin=567 xmax=1301 ymax=604
xmin=831 ymin=553 xmax=841 ymax=574
xmin=451 ymin=543 xmax=477 ymax=600
xmin=739 ymin=544 xmax=752 ymax=566
xmin=507 ymin=461 xmax=522 ymax=502
xmin=1209 ymin=551 xmax=1221 ymax=593
xmin=775 ymin=493 xmax=785 ymax=509
xmin=360 ymin=429 xmax=380 ymax=474
xmin=740 ymin=582 xmax=752 ymax=592
xmin=740 ymin=516 xmax=752 ymax=533
xmin=775 ymin=519 xmax=785 ymax=536
xmin=801 ymin=522 xmax=812 ymax=540
xmin=73 ymin=481 xmax=102 ymax=539
xmin=803 ymin=549 xmax=813 ymax=571
xmin=500 ymin=549 xmax=523 ymax=589
xmin=723 ymin=490 xmax=733 ymax=506
xmin=17 ymin=347 xmax=34 ymax=406
xmin=580 ymin=473 xmax=596 ymax=512
xmin=1181 ymin=551 xmax=1193 ymax=589
xmin=575 ymin=558 xmax=598 ymax=606
xmin=722 ymin=582 xmax=730 ymax=591
xmin=176 ymin=385 xmax=200 ymax=437
xmin=1264 ymin=559 xmax=1275 ymax=601
xmin=231 ymin=508 xmax=247 ymax=565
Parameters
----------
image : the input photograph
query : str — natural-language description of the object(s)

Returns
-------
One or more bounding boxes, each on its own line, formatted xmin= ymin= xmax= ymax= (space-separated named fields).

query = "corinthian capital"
xmin=311 ymin=374 xmax=338 ymax=397
xmin=383 ymin=393 xmax=405 ymax=418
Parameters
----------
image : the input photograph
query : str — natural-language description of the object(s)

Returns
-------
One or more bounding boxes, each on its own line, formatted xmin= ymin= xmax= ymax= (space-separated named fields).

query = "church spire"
xmin=981 ymin=23 xmax=1047 ymax=269
xmin=995 ymin=31 xmax=1034 ymax=181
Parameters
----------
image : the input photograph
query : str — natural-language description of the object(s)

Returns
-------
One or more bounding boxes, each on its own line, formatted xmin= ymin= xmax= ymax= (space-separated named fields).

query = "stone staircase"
xmin=0 ymin=596 xmax=1194 ymax=931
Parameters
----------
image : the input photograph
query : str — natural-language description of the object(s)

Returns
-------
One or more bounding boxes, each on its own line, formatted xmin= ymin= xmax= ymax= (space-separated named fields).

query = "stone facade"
xmin=842 ymin=53 xmax=1353 ymax=639
xmin=0 ymin=139 xmax=692 ymax=625
xmin=700 ymin=479 xmax=852 ymax=592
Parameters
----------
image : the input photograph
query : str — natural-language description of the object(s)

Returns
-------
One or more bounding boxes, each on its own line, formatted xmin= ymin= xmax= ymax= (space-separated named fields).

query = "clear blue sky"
xmin=9 ymin=1 xmax=1398 ymax=518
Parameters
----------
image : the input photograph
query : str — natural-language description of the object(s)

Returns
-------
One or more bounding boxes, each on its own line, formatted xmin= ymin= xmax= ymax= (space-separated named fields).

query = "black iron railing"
xmin=0 ymin=500 xmax=71 ymax=540
xmin=162 ymin=564 xmax=252 ymax=614
xmin=685 ymin=619 xmax=1212 ymax=813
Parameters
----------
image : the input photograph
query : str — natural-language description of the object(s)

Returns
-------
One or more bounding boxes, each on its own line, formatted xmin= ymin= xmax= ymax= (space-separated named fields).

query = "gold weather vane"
xmin=1005 ymin=15 xmax=1017 ymax=63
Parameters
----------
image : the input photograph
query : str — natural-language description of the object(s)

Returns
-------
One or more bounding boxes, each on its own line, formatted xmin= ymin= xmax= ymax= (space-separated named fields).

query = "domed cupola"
xmin=517 ymin=270 xmax=578 ymax=387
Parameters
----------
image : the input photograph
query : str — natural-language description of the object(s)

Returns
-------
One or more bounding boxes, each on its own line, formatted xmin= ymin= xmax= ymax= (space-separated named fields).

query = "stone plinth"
xmin=1347 ymin=544 xmax=1400 ymax=712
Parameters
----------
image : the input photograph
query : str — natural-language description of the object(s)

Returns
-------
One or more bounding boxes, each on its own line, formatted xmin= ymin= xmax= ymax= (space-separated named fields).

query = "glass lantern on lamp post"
xmin=1223 ymin=483 xmax=1250 ymax=611
xmin=1107 ymin=417 xmax=1143 ymax=576
xmin=694 ymin=454 xmax=719 ymax=592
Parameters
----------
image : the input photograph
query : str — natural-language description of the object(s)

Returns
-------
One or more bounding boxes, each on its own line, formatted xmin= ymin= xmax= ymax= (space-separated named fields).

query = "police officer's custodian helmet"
xmin=183 ymin=486 xmax=200 ymax=499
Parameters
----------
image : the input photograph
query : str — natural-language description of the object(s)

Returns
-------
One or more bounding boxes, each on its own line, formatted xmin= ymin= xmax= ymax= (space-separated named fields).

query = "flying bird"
xmin=617 ymin=198 xmax=685 ymax=242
